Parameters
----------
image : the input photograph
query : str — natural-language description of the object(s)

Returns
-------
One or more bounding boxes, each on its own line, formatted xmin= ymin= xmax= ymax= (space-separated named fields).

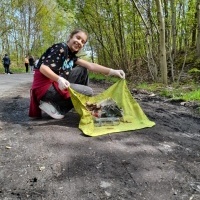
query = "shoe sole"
xmin=39 ymin=104 xmax=64 ymax=119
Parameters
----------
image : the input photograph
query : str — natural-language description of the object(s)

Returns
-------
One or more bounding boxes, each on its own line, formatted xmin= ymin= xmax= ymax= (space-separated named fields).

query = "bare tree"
xmin=156 ymin=0 xmax=168 ymax=84
xmin=196 ymin=0 xmax=200 ymax=57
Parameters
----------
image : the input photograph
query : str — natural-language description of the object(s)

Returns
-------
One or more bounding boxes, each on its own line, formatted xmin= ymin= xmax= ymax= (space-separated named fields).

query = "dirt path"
xmin=0 ymin=75 xmax=200 ymax=200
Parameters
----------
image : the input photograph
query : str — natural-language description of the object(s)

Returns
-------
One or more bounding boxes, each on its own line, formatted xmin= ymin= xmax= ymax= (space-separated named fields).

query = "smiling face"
xmin=67 ymin=31 xmax=87 ymax=53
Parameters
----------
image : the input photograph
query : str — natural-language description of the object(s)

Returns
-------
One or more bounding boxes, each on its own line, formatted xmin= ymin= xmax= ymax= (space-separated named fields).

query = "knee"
xmin=70 ymin=84 xmax=93 ymax=96
xmin=85 ymin=87 xmax=93 ymax=96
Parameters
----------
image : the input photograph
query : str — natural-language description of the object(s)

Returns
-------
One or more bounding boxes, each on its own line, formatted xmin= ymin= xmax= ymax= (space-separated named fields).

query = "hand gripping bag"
xmin=69 ymin=79 xmax=155 ymax=136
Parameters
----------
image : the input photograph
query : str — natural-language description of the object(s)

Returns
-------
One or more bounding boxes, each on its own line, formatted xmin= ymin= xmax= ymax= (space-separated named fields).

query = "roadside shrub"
xmin=188 ymin=68 xmax=200 ymax=82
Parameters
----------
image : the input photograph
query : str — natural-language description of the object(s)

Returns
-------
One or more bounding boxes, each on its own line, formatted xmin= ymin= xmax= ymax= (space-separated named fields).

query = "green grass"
xmin=135 ymin=82 xmax=163 ymax=92
xmin=136 ymin=82 xmax=200 ymax=102
xmin=181 ymin=89 xmax=200 ymax=101
xmin=0 ymin=63 xmax=25 ymax=74
xmin=89 ymin=72 xmax=120 ymax=83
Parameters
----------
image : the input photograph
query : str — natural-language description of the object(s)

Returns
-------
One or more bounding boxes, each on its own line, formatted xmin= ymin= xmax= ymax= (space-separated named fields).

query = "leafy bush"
xmin=136 ymin=82 xmax=200 ymax=102
xmin=188 ymin=68 xmax=200 ymax=82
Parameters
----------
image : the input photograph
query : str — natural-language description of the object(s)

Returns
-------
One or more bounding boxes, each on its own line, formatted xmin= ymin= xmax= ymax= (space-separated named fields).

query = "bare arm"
xmin=39 ymin=64 xmax=60 ymax=81
xmin=39 ymin=58 xmax=125 ymax=82
xmin=76 ymin=59 xmax=110 ymax=75
xmin=76 ymin=59 xmax=125 ymax=79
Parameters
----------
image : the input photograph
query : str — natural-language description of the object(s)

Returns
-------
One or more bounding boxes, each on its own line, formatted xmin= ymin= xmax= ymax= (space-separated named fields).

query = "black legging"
xmin=41 ymin=66 xmax=93 ymax=114
xmin=25 ymin=63 xmax=29 ymax=73
xmin=4 ymin=64 xmax=10 ymax=74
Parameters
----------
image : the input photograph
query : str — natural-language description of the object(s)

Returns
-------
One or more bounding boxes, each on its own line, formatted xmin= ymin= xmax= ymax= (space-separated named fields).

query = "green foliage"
xmin=193 ymin=58 xmax=200 ymax=66
xmin=89 ymin=72 xmax=106 ymax=81
xmin=74 ymin=0 xmax=142 ymax=71
xmin=188 ymin=68 xmax=200 ymax=82
xmin=176 ymin=52 xmax=192 ymax=66
xmin=181 ymin=89 xmax=200 ymax=101
xmin=188 ymin=68 xmax=200 ymax=73
xmin=0 ymin=63 xmax=25 ymax=74
xmin=89 ymin=72 xmax=119 ymax=84
xmin=0 ymin=0 xmax=74 ymax=64
xmin=162 ymin=88 xmax=200 ymax=102
xmin=1 ymin=0 xmax=200 ymax=87
xmin=136 ymin=82 xmax=164 ymax=92
xmin=136 ymin=82 xmax=200 ymax=102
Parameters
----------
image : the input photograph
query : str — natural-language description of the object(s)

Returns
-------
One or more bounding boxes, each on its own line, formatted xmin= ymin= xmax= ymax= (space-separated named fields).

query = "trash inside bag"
xmin=69 ymin=79 xmax=155 ymax=137
xmin=86 ymin=98 xmax=123 ymax=127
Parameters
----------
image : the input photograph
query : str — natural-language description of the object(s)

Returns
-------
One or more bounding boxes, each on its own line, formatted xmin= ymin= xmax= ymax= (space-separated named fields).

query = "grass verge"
xmin=136 ymin=82 xmax=200 ymax=102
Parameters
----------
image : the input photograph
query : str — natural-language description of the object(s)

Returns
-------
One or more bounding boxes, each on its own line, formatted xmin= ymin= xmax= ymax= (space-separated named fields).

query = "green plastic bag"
xmin=69 ymin=79 xmax=155 ymax=136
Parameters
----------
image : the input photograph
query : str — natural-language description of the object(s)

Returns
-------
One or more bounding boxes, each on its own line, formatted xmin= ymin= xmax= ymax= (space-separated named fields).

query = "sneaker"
xmin=39 ymin=101 xmax=65 ymax=119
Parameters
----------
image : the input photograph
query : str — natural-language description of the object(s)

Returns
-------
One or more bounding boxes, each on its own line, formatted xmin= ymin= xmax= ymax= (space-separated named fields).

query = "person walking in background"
xmin=2 ymin=54 xmax=11 ymax=74
xmin=29 ymin=55 xmax=35 ymax=73
xmin=29 ymin=29 xmax=125 ymax=119
xmin=24 ymin=55 xmax=29 ymax=73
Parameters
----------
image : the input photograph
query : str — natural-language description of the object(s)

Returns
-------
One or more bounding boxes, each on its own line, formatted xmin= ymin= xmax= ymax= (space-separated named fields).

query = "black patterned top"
xmin=35 ymin=43 xmax=78 ymax=76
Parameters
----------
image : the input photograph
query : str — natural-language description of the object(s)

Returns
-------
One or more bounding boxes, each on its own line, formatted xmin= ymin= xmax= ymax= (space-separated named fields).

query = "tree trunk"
xmin=156 ymin=0 xmax=168 ymax=84
xmin=170 ymin=0 xmax=176 ymax=82
xmin=196 ymin=1 xmax=200 ymax=57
